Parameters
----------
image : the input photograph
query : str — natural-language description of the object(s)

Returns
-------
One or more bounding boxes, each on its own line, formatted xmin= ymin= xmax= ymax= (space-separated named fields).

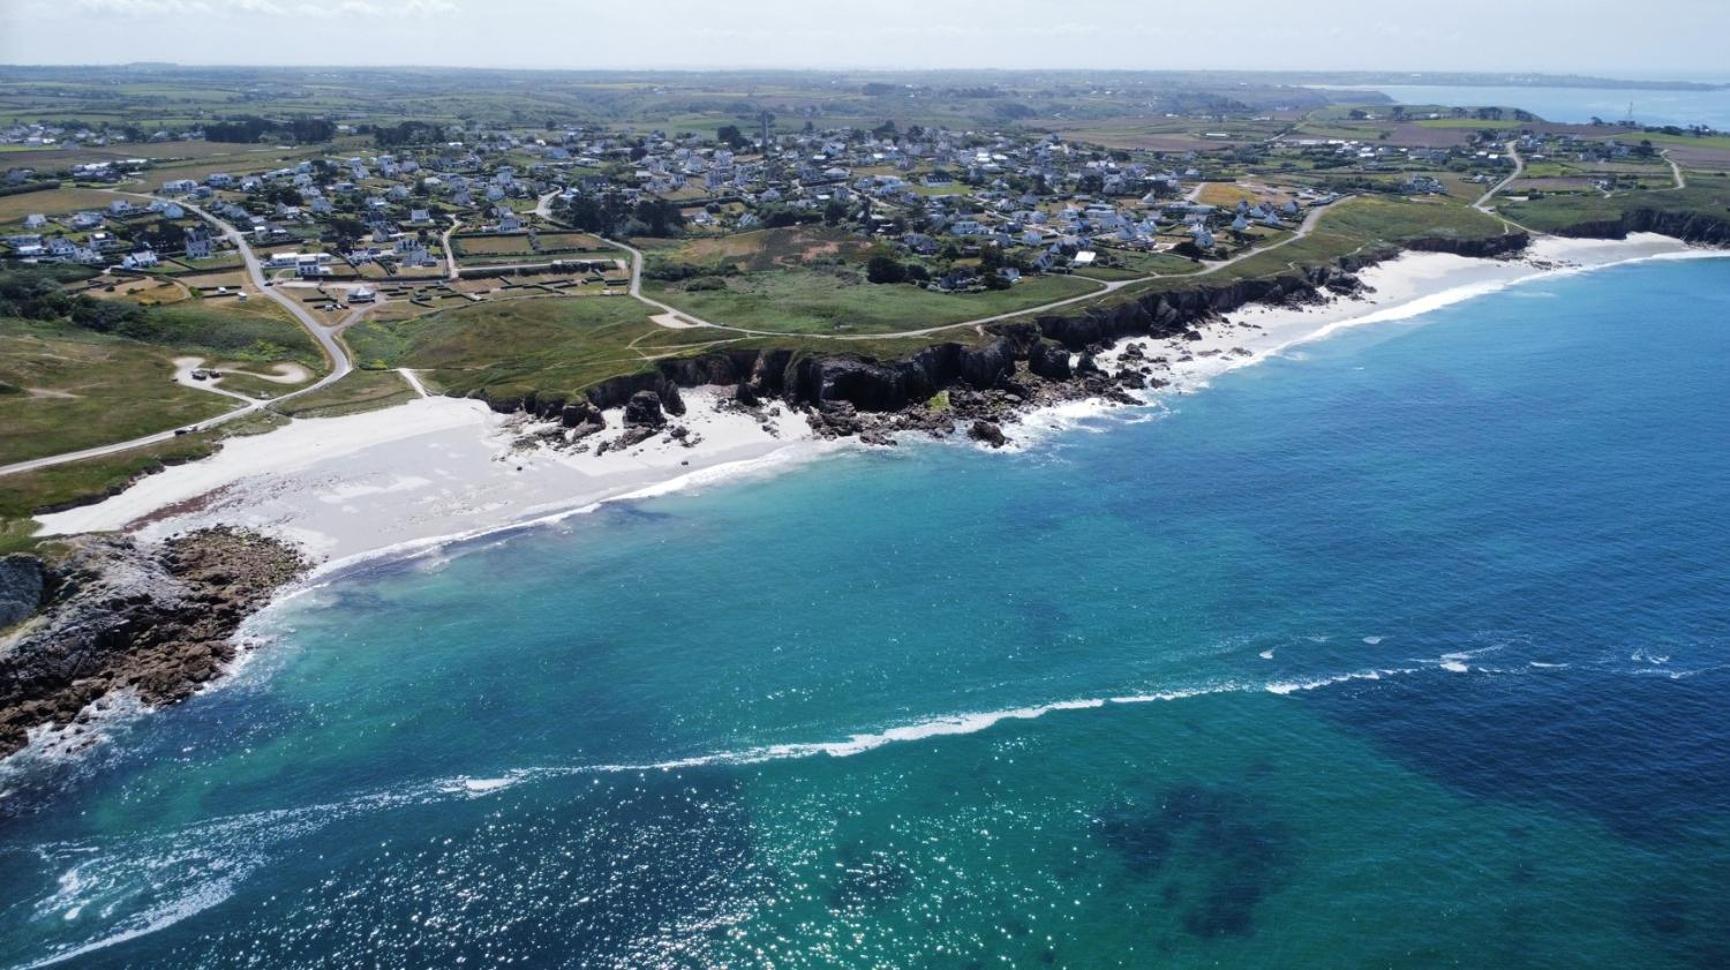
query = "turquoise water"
xmin=2 ymin=257 xmax=1729 ymax=967
xmin=1321 ymin=84 xmax=1730 ymax=129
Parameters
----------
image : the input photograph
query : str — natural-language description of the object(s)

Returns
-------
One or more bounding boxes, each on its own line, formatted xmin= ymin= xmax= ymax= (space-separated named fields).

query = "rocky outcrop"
xmin=1405 ymin=231 xmax=1531 ymax=259
xmin=0 ymin=555 xmax=46 ymax=631
xmin=623 ymin=389 xmax=666 ymax=428
xmin=1550 ymin=208 xmax=1730 ymax=246
xmin=968 ymin=420 xmax=1008 ymax=448
xmin=1027 ymin=339 xmax=1072 ymax=380
xmin=0 ymin=528 xmax=307 ymax=757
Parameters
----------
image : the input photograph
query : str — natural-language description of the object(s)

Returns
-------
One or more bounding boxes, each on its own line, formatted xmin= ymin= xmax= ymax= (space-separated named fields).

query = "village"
xmin=0 ymin=109 xmax=1566 ymax=316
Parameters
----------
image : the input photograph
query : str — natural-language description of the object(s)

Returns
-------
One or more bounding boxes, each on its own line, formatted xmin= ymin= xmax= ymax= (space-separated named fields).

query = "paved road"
xmin=535 ymin=190 xmax=728 ymax=328
xmin=1474 ymin=141 xmax=1526 ymax=211
xmin=534 ymin=188 xmax=1342 ymax=341
xmin=0 ymin=191 xmax=361 ymax=478
xmin=833 ymin=198 xmax=1343 ymax=341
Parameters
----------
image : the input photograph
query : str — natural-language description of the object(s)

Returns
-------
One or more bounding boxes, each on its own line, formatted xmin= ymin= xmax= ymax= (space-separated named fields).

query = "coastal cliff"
xmin=1550 ymin=209 xmax=1730 ymax=246
xmin=0 ymin=528 xmax=307 ymax=757
xmin=480 ymin=261 xmax=1387 ymax=432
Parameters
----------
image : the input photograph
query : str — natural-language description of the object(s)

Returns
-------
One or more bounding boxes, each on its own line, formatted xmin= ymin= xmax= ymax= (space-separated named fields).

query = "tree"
xmin=823 ymin=199 xmax=849 ymax=226
xmin=717 ymin=125 xmax=748 ymax=150
xmin=866 ymin=253 xmax=906 ymax=284
xmin=634 ymin=198 xmax=686 ymax=236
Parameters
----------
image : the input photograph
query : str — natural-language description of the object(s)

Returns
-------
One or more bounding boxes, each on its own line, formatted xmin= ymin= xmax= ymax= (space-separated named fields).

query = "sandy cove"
xmin=35 ymin=232 xmax=1715 ymax=570
xmin=36 ymin=389 xmax=834 ymax=570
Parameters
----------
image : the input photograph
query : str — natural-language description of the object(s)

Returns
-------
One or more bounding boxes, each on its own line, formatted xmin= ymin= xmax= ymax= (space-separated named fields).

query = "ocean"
xmin=1313 ymin=83 xmax=1730 ymax=130
xmin=1 ymin=256 xmax=1728 ymax=967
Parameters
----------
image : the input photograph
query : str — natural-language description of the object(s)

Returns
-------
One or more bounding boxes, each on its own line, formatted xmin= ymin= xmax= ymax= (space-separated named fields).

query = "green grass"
xmin=0 ymin=186 xmax=117 ymax=224
xmin=123 ymin=300 xmax=326 ymax=367
xmin=1101 ymin=195 xmax=1510 ymax=304
xmin=0 ymin=412 xmax=286 ymax=555
xmin=344 ymin=295 xmax=676 ymax=401
xmin=644 ymin=269 xmax=1099 ymax=335
xmin=0 ymin=320 xmax=238 ymax=465
xmin=272 ymin=369 xmax=419 ymax=418
xmin=1497 ymin=177 xmax=1730 ymax=233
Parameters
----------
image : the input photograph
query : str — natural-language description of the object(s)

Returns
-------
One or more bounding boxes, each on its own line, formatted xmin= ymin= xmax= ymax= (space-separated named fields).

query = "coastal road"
xmin=0 ymin=191 xmax=361 ymax=478
xmin=442 ymin=217 xmax=463 ymax=279
xmin=535 ymin=189 xmax=728 ymax=329
xmin=1474 ymin=141 xmax=1526 ymax=212
xmin=161 ymin=195 xmax=354 ymax=391
xmin=1662 ymin=150 xmax=1687 ymax=190
xmin=833 ymin=198 xmax=1344 ymax=341
xmin=533 ymin=188 xmax=1344 ymax=342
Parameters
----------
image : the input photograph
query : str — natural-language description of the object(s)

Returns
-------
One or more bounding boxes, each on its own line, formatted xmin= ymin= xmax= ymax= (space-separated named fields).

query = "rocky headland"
xmin=0 ymin=528 xmax=308 ymax=757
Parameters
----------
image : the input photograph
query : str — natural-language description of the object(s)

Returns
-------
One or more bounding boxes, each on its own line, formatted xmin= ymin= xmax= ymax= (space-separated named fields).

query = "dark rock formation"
xmin=1027 ymin=339 xmax=1072 ymax=380
xmin=559 ymin=400 xmax=604 ymax=430
xmin=969 ymin=420 xmax=1008 ymax=448
xmin=623 ymin=390 xmax=666 ymax=428
xmin=0 ymin=528 xmax=307 ymax=757
xmin=1405 ymin=231 xmax=1530 ymax=259
xmin=661 ymin=382 xmax=686 ymax=417
xmin=1551 ymin=208 xmax=1730 ymax=246
xmin=0 ymin=555 xmax=46 ymax=630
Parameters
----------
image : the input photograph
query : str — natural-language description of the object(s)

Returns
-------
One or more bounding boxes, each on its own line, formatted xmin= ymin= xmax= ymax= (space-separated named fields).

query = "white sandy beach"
xmin=1143 ymin=232 xmax=1706 ymax=395
xmin=35 ymin=232 xmax=1718 ymax=569
xmin=36 ymin=388 xmax=831 ymax=570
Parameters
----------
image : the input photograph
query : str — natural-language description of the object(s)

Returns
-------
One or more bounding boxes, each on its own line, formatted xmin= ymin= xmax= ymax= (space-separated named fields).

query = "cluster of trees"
xmin=555 ymin=193 xmax=686 ymax=237
xmin=868 ymin=246 xmax=1021 ymax=290
xmin=371 ymin=121 xmax=450 ymax=147
xmin=716 ymin=125 xmax=751 ymax=151
xmin=204 ymin=115 xmax=335 ymax=144
xmin=865 ymin=252 xmax=927 ymax=284
xmin=0 ymin=267 xmax=149 ymax=335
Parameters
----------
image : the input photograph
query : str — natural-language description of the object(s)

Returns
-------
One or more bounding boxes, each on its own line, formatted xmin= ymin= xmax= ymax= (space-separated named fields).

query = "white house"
xmin=121 ymin=249 xmax=160 ymax=270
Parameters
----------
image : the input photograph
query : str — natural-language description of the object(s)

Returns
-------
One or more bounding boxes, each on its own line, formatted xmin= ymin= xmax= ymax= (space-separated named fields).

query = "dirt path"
xmin=533 ymin=188 xmax=1344 ymax=342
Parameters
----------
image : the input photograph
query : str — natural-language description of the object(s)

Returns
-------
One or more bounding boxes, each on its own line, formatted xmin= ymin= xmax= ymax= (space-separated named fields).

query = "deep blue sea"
xmin=1 ymin=256 xmax=1728 ymax=967
xmin=1317 ymin=84 xmax=1730 ymax=129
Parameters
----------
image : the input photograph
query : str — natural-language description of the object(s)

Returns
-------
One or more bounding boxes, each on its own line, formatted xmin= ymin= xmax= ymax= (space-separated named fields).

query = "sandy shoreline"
xmin=35 ymin=232 xmax=1721 ymax=574
xmin=37 ymin=388 xmax=838 ymax=572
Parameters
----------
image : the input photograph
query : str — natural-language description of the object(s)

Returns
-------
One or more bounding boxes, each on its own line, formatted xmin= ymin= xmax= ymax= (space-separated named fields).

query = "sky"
xmin=2 ymin=0 xmax=1728 ymax=77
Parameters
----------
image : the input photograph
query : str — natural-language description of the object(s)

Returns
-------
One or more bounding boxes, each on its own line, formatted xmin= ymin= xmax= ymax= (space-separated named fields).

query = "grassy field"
xmin=0 ymin=320 xmax=236 ymax=465
xmin=1101 ymin=195 xmax=1509 ymax=303
xmin=1498 ymin=175 xmax=1730 ymax=232
xmin=0 ymin=412 xmax=286 ymax=555
xmin=126 ymin=299 xmax=327 ymax=367
xmin=272 ymin=368 xmax=419 ymax=418
xmin=344 ymin=295 xmax=676 ymax=401
xmin=650 ymin=226 xmax=871 ymax=273
xmin=647 ymin=269 xmax=1100 ymax=335
xmin=452 ymin=234 xmax=537 ymax=257
xmin=534 ymin=231 xmax=609 ymax=251
xmin=0 ymin=186 xmax=119 ymax=224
